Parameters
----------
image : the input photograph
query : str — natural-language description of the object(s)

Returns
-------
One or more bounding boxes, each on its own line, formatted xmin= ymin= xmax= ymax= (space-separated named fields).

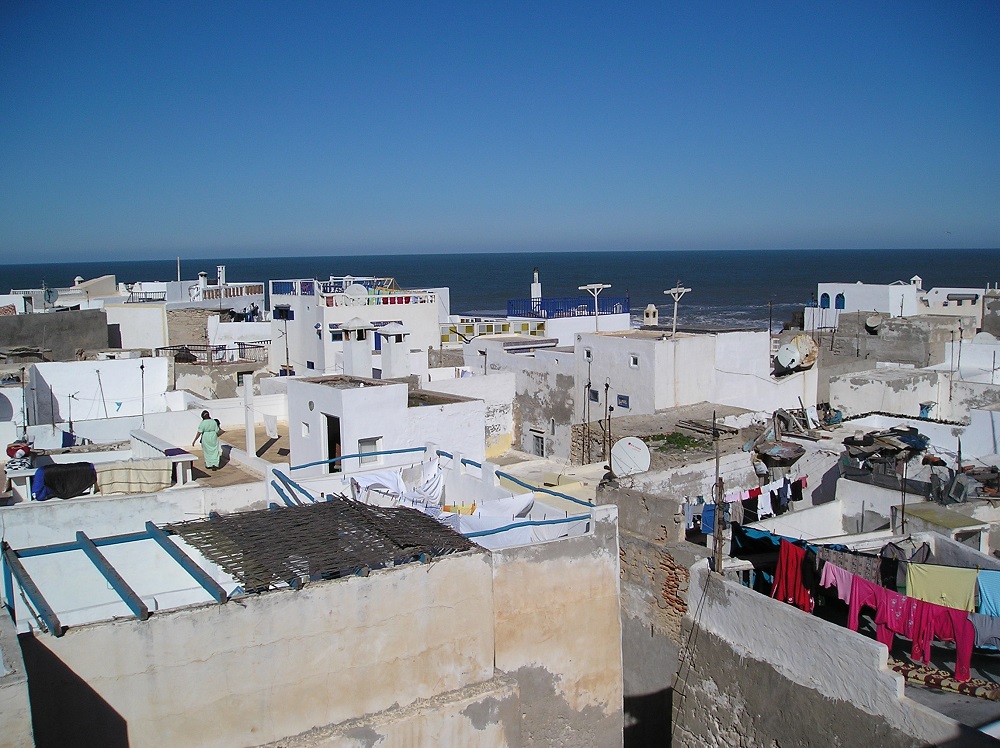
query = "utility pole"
xmin=664 ymin=281 xmax=692 ymax=338
xmin=712 ymin=410 xmax=724 ymax=573
xmin=578 ymin=283 xmax=611 ymax=332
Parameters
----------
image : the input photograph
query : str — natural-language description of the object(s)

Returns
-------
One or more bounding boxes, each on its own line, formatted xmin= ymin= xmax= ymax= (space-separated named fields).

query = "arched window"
xmin=835 ymin=293 xmax=845 ymax=310
xmin=819 ymin=293 xmax=830 ymax=309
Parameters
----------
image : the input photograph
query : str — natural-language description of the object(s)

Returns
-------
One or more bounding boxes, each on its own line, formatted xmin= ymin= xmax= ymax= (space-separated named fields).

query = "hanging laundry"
xmin=874 ymin=588 xmax=920 ymax=648
xmin=819 ymin=562 xmax=854 ymax=604
xmin=701 ymin=504 xmax=717 ymax=534
xmin=790 ymin=478 xmax=804 ymax=502
xmin=740 ymin=496 xmax=759 ymax=524
xmin=264 ymin=414 xmax=279 ymax=439
xmin=969 ymin=612 xmax=1000 ymax=650
xmin=907 ymin=563 xmax=977 ymax=612
xmin=848 ymin=576 xmax=894 ymax=645
xmin=748 ymin=486 xmax=762 ymax=499
xmin=682 ymin=503 xmax=695 ymax=530
xmin=977 ymin=569 xmax=1000 ymax=618
xmin=37 ymin=462 xmax=97 ymax=500
xmin=771 ymin=540 xmax=813 ymax=613
xmin=911 ymin=600 xmax=974 ymax=682
xmin=817 ymin=547 xmax=881 ymax=585
xmin=729 ymin=496 xmax=744 ymax=525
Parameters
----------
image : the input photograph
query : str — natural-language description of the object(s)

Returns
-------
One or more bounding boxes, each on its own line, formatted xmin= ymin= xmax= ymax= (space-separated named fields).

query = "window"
xmin=834 ymin=293 xmax=845 ymax=310
xmin=617 ymin=394 xmax=630 ymax=409
xmin=301 ymin=422 xmax=310 ymax=437
xmin=589 ymin=388 xmax=600 ymax=403
xmin=819 ymin=293 xmax=830 ymax=309
xmin=359 ymin=437 xmax=381 ymax=464
xmin=330 ymin=330 xmax=343 ymax=342
xmin=532 ymin=434 xmax=545 ymax=457
xmin=550 ymin=418 xmax=556 ymax=435
xmin=306 ymin=361 xmax=315 ymax=370
xmin=629 ymin=354 xmax=639 ymax=368
xmin=584 ymin=348 xmax=592 ymax=361
xmin=273 ymin=305 xmax=294 ymax=321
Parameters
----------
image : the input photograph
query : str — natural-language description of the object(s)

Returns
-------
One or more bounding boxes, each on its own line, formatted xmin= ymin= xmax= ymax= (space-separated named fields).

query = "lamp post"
xmin=664 ymin=281 xmax=692 ymax=338
xmin=578 ymin=283 xmax=611 ymax=332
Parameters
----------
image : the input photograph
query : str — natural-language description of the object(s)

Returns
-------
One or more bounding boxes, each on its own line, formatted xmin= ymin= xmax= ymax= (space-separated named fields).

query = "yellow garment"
xmin=443 ymin=503 xmax=476 ymax=515
xmin=906 ymin=562 xmax=978 ymax=612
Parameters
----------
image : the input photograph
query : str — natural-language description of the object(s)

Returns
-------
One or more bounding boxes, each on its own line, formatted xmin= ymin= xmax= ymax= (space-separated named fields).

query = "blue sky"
xmin=1 ymin=1 xmax=998 ymax=260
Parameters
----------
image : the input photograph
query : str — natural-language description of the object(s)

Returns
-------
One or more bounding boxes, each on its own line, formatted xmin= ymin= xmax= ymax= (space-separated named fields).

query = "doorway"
xmin=326 ymin=415 xmax=342 ymax=473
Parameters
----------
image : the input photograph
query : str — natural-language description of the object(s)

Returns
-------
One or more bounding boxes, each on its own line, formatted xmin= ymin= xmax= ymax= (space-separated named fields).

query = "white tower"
xmin=341 ymin=317 xmax=374 ymax=377
xmin=531 ymin=267 xmax=542 ymax=300
xmin=378 ymin=322 xmax=411 ymax=379
xmin=643 ymin=303 xmax=659 ymax=326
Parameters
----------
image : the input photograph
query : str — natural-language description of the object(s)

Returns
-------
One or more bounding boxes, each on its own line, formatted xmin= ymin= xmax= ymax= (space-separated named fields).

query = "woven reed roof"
xmin=166 ymin=500 xmax=478 ymax=592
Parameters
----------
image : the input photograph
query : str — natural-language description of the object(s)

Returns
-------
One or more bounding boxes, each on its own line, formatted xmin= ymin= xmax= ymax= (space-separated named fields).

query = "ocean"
xmin=3 ymin=248 xmax=997 ymax=330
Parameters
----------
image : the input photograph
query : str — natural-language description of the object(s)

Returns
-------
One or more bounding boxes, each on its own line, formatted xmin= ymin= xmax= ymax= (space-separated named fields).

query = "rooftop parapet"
xmin=507 ymin=294 xmax=630 ymax=318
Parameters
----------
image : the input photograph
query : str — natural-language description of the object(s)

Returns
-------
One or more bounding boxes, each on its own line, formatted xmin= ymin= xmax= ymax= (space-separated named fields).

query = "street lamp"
xmin=578 ymin=283 xmax=611 ymax=332
xmin=664 ymin=281 xmax=692 ymax=338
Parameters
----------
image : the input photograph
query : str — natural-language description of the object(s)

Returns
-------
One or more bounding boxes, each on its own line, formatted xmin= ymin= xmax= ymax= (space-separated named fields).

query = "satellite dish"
xmin=791 ymin=333 xmax=819 ymax=368
xmin=43 ymin=287 xmax=59 ymax=305
xmin=865 ymin=314 xmax=883 ymax=333
xmin=610 ymin=437 xmax=651 ymax=478
xmin=775 ymin=343 xmax=801 ymax=370
xmin=343 ymin=284 xmax=369 ymax=304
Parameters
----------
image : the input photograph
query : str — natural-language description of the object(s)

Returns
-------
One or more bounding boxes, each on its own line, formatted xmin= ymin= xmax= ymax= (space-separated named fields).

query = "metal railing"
xmin=154 ymin=342 xmax=269 ymax=364
xmin=507 ymin=295 xmax=630 ymax=318
xmin=126 ymin=290 xmax=167 ymax=303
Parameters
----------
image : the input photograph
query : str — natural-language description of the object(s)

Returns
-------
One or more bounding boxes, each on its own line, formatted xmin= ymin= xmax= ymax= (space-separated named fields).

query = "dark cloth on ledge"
xmin=39 ymin=462 xmax=97 ymax=500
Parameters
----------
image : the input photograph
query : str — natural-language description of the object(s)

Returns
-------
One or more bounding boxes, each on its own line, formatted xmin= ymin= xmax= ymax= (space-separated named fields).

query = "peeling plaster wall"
xmin=421 ymin=373 xmax=515 ymax=458
xmin=829 ymin=369 xmax=946 ymax=419
xmin=265 ymin=676 xmax=522 ymax=748
xmin=24 ymin=552 xmax=496 ymax=748
xmin=491 ymin=505 xmax=624 ymax=748
xmin=174 ymin=363 xmax=270 ymax=399
xmin=672 ymin=560 xmax=970 ymax=748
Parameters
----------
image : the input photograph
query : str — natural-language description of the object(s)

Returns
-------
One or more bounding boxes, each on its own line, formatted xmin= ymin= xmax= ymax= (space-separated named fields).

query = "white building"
xmin=804 ymin=275 xmax=993 ymax=331
xmin=269 ymin=275 xmax=449 ymax=376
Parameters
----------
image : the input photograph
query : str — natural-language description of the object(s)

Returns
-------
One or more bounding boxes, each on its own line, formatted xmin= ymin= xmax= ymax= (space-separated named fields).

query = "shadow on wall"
xmin=625 ymin=687 xmax=672 ymax=748
xmin=811 ymin=464 xmax=840 ymax=506
xmin=19 ymin=633 xmax=129 ymax=748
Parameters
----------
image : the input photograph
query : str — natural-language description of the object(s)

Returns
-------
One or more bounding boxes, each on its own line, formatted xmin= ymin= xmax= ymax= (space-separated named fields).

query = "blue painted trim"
xmin=1 ymin=553 xmax=13 ymax=615
xmin=463 ymin=514 xmax=591 ymax=538
xmin=16 ymin=531 xmax=153 ymax=559
xmin=270 ymin=479 xmax=300 ymax=507
xmin=460 ymin=457 xmax=482 ymax=469
xmin=145 ymin=523 xmax=228 ymax=604
xmin=436 ymin=449 xmax=454 ymax=460
xmin=2 ymin=543 xmax=62 ymax=636
xmin=272 ymin=469 xmax=317 ymax=504
xmin=494 ymin=470 xmax=595 ymax=508
xmin=290 ymin=446 xmax=426 ymax=471
xmin=17 ymin=541 xmax=80 ymax=558
xmin=76 ymin=532 xmax=149 ymax=621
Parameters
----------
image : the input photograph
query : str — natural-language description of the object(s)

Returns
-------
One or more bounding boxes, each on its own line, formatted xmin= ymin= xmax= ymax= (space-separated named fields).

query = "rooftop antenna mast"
xmin=664 ymin=281 xmax=691 ymax=338
xmin=578 ymin=283 xmax=611 ymax=332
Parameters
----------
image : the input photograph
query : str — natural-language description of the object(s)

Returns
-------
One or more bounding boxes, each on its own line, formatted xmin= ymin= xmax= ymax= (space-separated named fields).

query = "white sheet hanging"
xmin=263 ymin=414 xmax=278 ymax=439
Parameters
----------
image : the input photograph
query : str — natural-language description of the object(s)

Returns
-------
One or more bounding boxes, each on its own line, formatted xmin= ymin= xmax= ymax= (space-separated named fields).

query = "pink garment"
xmin=912 ymin=601 xmax=974 ymax=682
xmin=848 ymin=577 xmax=889 ymax=636
xmin=819 ymin=562 xmax=853 ymax=605
xmin=874 ymin=588 xmax=920 ymax=648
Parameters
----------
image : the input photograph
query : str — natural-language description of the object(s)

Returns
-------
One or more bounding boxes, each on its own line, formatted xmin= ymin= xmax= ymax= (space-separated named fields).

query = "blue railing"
xmin=271 ymin=281 xmax=296 ymax=295
xmin=507 ymin=295 xmax=630 ymax=319
xmin=437 ymin=451 xmax=594 ymax=509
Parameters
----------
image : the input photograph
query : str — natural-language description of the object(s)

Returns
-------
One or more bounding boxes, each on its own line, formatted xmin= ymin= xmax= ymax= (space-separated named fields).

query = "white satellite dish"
xmin=775 ymin=343 xmax=801 ymax=370
xmin=610 ymin=436 xmax=651 ymax=478
xmin=43 ymin=287 xmax=59 ymax=305
xmin=343 ymin=284 xmax=369 ymax=305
